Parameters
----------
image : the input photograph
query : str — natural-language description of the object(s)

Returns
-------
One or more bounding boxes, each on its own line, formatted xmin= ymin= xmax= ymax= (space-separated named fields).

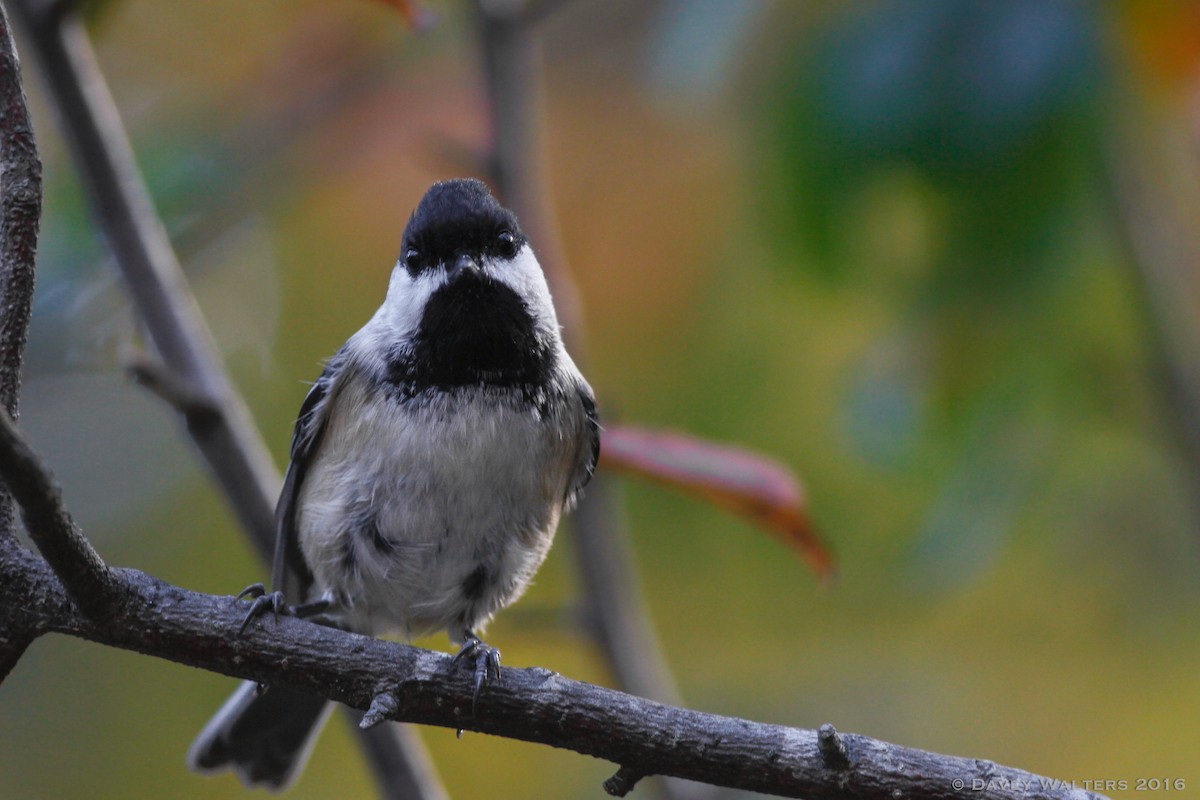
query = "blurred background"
xmin=4 ymin=0 xmax=1200 ymax=797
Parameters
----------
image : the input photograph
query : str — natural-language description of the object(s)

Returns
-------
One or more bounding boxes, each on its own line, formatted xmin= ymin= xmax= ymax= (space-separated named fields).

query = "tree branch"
xmin=0 ymin=409 xmax=120 ymax=613
xmin=7 ymin=2 xmax=446 ymax=796
xmin=0 ymin=0 xmax=41 ymax=538
xmin=0 ymin=533 xmax=1110 ymax=800
xmin=472 ymin=5 xmax=710 ymax=798
xmin=9 ymin=0 xmax=280 ymax=557
xmin=0 ymin=620 xmax=35 ymax=682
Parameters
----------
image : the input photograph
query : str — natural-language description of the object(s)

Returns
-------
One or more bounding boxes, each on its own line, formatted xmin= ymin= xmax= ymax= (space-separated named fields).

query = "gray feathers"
xmin=187 ymin=681 xmax=333 ymax=791
xmin=189 ymin=179 xmax=598 ymax=791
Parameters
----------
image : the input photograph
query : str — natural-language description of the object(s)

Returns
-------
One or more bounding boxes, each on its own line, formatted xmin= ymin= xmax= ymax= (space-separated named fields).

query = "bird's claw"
xmin=452 ymin=634 xmax=501 ymax=716
xmin=234 ymin=585 xmax=334 ymax=635
xmin=234 ymin=583 xmax=286 ymax=635
xmin=235 ymin=582 xmax=266 ymax=601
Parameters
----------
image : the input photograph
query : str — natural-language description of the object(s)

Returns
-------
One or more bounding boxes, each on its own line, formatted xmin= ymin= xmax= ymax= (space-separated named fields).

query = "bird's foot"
xmin=452 ymin=632 xmax=501 ymax=715
xmin=234 ymin=583 xmax=331 ymax=635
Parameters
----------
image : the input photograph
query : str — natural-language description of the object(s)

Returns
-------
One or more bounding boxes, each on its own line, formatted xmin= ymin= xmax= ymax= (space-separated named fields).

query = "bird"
xmin=188 ymin=178 xmax=599 ymax=790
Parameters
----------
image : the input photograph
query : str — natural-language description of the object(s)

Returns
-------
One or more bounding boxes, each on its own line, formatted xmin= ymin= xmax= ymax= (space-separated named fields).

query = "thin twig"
xmin=0 ymin=407 xmax=120 ymax=614
xmin=603 ymin=764 xmax=649 ymax=797
xmin=818 ymin=723 xmax=851 ymax=770
xmin=126 ymin=354 xmax=221 ymax=430
xmin=0 ymin=0 xmax=41 ymax=538
xmin=8 ymin=3 xmax=446 ymax=796
xmin=472 ymin=4 xmax=712 ymax=798
xmin=9 ymin=0 xmax=280 ymax=556
xmin=0 ymin=0 xmax=46 ymax=686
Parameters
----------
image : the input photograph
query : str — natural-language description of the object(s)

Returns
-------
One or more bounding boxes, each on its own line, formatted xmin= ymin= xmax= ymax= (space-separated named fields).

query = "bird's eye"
xmin=497 ymin=231 xmax=518 ymax=259
xmin=403 ymin=248 xmax=421 ymax=271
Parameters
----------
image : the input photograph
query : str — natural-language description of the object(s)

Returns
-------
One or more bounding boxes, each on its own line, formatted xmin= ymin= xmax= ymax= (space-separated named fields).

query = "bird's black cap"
xmin=401 ymin=179 xmax=525 ymax=275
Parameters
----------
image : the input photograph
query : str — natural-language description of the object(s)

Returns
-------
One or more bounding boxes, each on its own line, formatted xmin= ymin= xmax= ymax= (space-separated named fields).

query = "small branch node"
xmin=126 ymin=356 xmax=220 ymax=428
xmin=361 ymin=690 xmax=400 ymax=730
xmin=0 ymin=624 xmax=36 ymax=684
xmin=602 ymin=764 xmax=648 ymax=797
xmin=0 ymin=408 xmax=120 ymax=615
xmin=975 ymin=758 xmax=998 ymax=782
xmin=818 ymin=723 xmax=851 ymax=770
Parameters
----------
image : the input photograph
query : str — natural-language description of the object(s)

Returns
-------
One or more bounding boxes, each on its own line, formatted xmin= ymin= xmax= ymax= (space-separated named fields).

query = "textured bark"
xmin=0 ymin=409 xmax=120 ymax=613
xmin=0 ymin=620 xmax=33 ymax=682
xmin=0 ymin=0 xmax=41 ymax=537
xmin=0 ymin=543 xmax=1109 ymax=800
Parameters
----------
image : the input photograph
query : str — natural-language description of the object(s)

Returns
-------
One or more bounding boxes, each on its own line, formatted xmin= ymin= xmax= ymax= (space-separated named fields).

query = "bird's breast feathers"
xmin=296 ymin=361 xmax=588 ymax=638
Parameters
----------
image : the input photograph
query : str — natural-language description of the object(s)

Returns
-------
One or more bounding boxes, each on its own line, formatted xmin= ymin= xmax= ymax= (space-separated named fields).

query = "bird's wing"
xmin=271 ymin=348 xmax=348 ymax=600
xmin=566 ymin=383 xmax=601 ymax=508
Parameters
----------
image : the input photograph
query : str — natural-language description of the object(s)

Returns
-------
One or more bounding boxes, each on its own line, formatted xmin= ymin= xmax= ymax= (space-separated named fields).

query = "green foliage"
xmin=765 ymin=0 xmax=1103 ymax=301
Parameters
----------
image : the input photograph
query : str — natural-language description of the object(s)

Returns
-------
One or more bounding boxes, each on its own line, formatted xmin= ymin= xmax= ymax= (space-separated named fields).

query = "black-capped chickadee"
xmin=188 ymin=178 xmax=599 ymax=790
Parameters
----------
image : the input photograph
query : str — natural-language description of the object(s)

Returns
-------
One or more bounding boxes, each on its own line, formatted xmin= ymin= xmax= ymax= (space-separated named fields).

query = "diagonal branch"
xmin=7 ymin=3 xmax=446 ymax=797
xmin=0 ymin=0 xmax=41 ymax=538
xmin=8 ymin=0 xmax=280 ymax=555
xmin=0 ymin=409 xmax=120 ymax=613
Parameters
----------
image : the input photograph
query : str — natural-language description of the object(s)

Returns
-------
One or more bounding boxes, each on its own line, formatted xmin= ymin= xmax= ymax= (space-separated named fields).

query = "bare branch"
xmin=9 ymin=0 xmax=280 ymax=556
xmin=0 ymin=408 xmax=120 ymax=614
xmin=8 ymin=3 xmax=446 ymax=795
xmin=0 ymin=0 xmax=41 ymax=538
xmin=569 ymin=477 xmax=683 ymax=724
xmin=472 ymin=4 xmax=710 ymax=798
xmin=0 ymin=0 xmax=39 ymax=418
xmin=0 ymin=547 xmax=1110 ymax=800
xmin=125 ymin=353 xmax=221 ymax=429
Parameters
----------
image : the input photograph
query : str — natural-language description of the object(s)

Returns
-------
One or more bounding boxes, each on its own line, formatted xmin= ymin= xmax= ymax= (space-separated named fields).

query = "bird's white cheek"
xmin=486 ymin=246 xmax=559 ymax=329
xmin=381 ymin=265 xmax=443 ymax=335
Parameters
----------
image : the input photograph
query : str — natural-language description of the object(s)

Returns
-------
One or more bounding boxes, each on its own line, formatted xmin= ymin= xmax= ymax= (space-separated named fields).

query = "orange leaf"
xmin=598 ymin=425 xmax=834 ymax=582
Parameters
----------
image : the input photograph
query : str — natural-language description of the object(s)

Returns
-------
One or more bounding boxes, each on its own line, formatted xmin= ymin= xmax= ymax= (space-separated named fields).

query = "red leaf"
xmin=372 ymin=0 xmax=437 ymax=30
xmin=598 ymin=425 xmax=834 ymax=582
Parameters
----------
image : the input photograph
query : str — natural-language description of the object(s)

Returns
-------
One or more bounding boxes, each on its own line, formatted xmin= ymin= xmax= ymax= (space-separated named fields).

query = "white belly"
xmin=297 ymin=381 xmax=577 ymax=641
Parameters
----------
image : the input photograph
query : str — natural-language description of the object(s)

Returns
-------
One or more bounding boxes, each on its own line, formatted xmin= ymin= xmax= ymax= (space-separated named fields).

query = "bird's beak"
xmin=447 ymin=253 xmax=480 ymax=281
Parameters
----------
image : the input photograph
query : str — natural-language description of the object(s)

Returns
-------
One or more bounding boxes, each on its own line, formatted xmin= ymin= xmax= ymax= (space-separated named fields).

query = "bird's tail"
xmin=188 ymin=680 xmax=333 ymax=791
